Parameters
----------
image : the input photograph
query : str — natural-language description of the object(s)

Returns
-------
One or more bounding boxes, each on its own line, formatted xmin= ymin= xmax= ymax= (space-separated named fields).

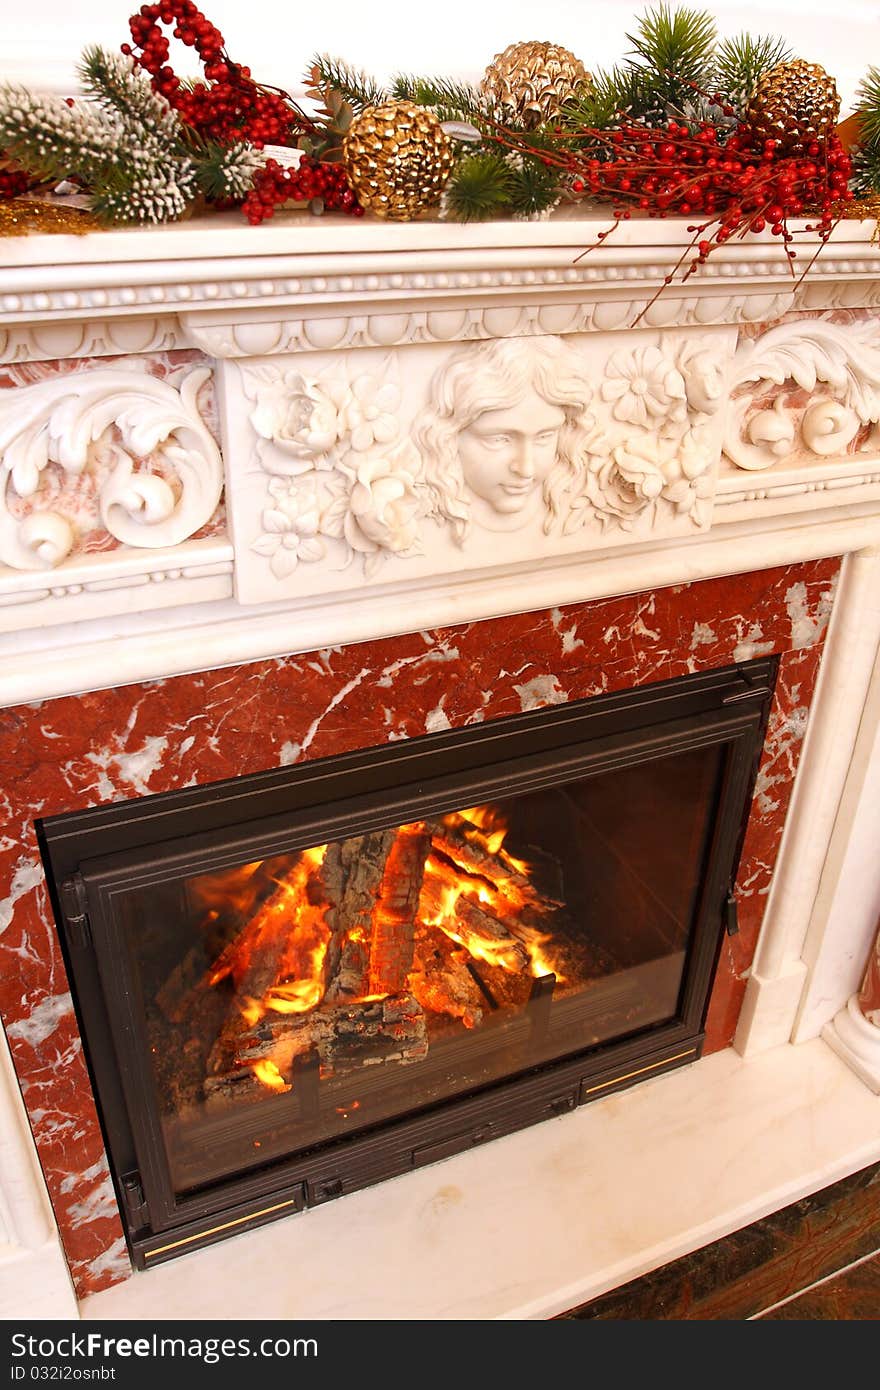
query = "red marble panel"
xmin=0 ymin=557 xmax=840 ymax=1298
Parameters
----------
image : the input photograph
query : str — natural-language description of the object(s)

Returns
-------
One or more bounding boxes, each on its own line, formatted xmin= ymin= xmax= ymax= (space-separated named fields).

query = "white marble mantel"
xmin=2 ymin=211 xmax=880 ymax=705
xmin=1 ymin=210 xmax=879 ymax=1320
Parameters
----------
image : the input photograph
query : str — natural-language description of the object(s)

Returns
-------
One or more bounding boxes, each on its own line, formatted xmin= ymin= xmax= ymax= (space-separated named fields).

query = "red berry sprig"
xmin=486 ymin=106 xmax=853 ymax=303
xmin=564 ymin=118 xmax=851 ymax=251
xmin=123 ymin=2 xmax=309 ymax=147
xmin=0 ymin=168 xmax=32 ymax=201
xmin=241 ymin=156 xmax=363 ymax=224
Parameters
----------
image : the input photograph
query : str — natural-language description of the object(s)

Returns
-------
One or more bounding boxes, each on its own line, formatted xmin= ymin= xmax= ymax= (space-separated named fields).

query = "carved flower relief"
xmin=581 ymin=427 xmax=714 ymax=532
xmin=601 ymin=346 xmax=687 ymax=428
xmin=250 ymin=370 xmax=350 ymax=468
xmin=337 ymin=444 xmax=422 ymax=570
xmin=662 ymin=431 xmax=714 ymax=526
xmin=252 ymin=475 xmax=326 ymax=579
xmin=248 ymin=364 xmax=420 ymax=580
xmin=584 ymin=439 xmax=666 ymax=527
xmin=344 ymin=377 xmax=401 ymax=452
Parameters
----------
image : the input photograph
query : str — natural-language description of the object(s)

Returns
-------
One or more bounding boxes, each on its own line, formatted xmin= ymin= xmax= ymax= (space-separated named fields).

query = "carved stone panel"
xmin=220 ymin=329 xmax=735 ymax=605
xmin=723 ymin=311 xmax=880 ymax=472
xmin=0 ymin=354 xmax=223 ymax=576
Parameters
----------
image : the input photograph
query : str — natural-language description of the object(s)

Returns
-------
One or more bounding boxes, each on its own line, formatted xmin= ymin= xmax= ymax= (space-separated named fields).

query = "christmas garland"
xmin=1 ymin=0 xmax=878 ymax=286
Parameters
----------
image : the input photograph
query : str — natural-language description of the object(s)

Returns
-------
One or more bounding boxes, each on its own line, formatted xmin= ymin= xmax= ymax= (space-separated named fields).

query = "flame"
xmin=251 ymin=1059 xmax=290 ymax=1093
xmin=264 ymin=979 xmax=324 ymax=1014
xmin=423 ymin=807 xmax=563 ymax=981
xmin=207 ymin=842 xmax=332 ymax=1022
xmin=239 ymin=997 xmax=263 ymax=1028
xmin=450 ymin=805 xmax=532 ymax=879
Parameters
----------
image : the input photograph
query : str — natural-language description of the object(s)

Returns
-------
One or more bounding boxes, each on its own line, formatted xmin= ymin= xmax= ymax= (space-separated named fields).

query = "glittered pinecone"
xmin=342 ymin=100 xmax=455 ymax=221
xmin=746 ymin=59 xmax=841 ymax=152
xmin=480 ymin=39 xmax=591 ymax=128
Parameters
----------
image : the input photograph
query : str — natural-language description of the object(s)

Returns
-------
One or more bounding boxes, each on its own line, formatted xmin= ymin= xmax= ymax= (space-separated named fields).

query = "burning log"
xmin=409 ymin=923 xmax=484 ymax=1029
xmin=427 ymin=818 xmax=535 ymax=899
xmin=155 ymin=857 xmax=296 ymax=1023
xmin=369 ymin=823 xmax=430 ymax=994
xmin=322 ymin=828 xmax=396 ymax=1000
xmin=420 ymin=872 xmax=533 ymax=975
xmin=233 ymin=991 xmax=428 ymax=1078
xmin=448 ymin=895 xmax=532 ymax=974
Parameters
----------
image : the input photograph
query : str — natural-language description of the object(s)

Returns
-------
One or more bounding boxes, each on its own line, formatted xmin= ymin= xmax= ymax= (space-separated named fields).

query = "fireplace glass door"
xmin=131 ymin=743 xmax=719 ymax=1194
xmin=40 ymin=658 xmax=777 ymax=1265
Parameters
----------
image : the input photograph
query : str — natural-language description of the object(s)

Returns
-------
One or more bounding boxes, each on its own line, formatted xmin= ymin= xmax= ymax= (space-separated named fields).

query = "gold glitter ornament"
xmin=342 ymin=100 xmax=456 ymax=221
xmin=480 ymin=39 xmax=591 ymax=129
xmin=0 ymin=198 xmax=98 ymax=236
xmin=746 ymin=59 xmax=841 ymax=152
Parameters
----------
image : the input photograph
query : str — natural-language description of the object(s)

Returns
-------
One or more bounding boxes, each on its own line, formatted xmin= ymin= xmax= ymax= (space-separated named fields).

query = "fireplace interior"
xmin=38 ymin=658 xmax=776 ymax=1269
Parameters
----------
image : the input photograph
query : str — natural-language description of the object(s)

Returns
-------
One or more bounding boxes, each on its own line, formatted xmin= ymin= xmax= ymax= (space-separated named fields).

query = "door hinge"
xmin=723 ymin=892 xmax=740 ymax=936
xmin=120 ymin=1171 xmax=150 ymax=1231
xmin=59 ymin=874 xmax=92 ymax=949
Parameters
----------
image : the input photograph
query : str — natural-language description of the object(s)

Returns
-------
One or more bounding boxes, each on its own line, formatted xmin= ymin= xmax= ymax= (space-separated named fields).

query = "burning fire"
xmin=424 ymin=808 xmax=561 ymax=980
xmin=202 ymin=803 xmax=563 ymax=1096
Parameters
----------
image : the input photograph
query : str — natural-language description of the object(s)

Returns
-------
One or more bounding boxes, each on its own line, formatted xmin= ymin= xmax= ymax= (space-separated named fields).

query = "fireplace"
xmin=3 ymin=211 xmax=880 ymax=1319
xmin=38 ymin=659 xmax=774 ymax=1267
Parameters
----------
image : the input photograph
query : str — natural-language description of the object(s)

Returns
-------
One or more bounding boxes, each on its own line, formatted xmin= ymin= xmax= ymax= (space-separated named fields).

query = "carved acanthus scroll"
xmin=0 ymin=366 xmax=223 ymax=572
xmin=723 ymin=317 xmax=880 ymax=471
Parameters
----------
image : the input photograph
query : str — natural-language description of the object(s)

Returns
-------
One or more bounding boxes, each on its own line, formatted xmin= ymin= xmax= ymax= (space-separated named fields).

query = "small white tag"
xmin=262 ymin=145 xmax=303 ymax=169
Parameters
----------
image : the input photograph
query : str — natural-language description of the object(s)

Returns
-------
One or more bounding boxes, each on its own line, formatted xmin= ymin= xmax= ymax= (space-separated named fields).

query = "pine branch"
xmin=851 ymin=143 xmax=880 ymax=196
xmin=713 ymin=33 xmax=791 ymax=109
xmin=390 ymin=74 xmax=484 ymax=122
xmin=195 ymin=141 xmax=265 ymax=201
xmin=855 ymin=67 xmax=880 ymax=149
xmin=78 ymin=46 xmax=181 ymax=150
xmin=559 ymin=65 xmax=663 ymax=130
xmin=308 ymin=54 xmax=387 ymax=113
xmin=0 ymin=85 xmax=121 ymax=186
xmin=442 ymin=150 xmax=514 ymax=221
xmin=506 ymin=156 xmax=562 ymax=219
xmin=627 ymin=3 xmax=717 ymax=80
xmin=625 ymin=3 xmax=717 ymax=113
xmin=90 ymin=155 xmax=199 ymax=225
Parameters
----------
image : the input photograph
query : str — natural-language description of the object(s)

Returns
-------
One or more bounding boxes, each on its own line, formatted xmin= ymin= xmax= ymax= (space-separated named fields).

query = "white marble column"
xmin=0 ymin=1029 xmax=78 ymax=1318
xmin=823 ymin=917 xmax=880 ymax=1093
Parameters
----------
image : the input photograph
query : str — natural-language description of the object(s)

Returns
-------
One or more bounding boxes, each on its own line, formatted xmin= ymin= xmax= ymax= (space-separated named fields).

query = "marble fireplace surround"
xmin=2 ymin=211 xmax=880 ymax=1321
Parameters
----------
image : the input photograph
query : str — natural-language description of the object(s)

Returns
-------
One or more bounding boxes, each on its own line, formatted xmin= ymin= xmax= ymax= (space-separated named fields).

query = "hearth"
xmin=38 ymin=657 xmax=775 ymax=1269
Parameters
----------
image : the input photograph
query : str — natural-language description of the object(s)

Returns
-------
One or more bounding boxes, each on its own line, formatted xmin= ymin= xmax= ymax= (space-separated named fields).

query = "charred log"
xmin=233 ymin=991 xmax=428 ymax=1078
xmin=321 ymin=829 xmax=396 ymax=1001
xmin=409 ymin=923 xmax=484 ymax=1029
xmin=369 ymin=823 xmax=430 ymax=994
xmin=427 ymin=819 xmax=535 ymax=898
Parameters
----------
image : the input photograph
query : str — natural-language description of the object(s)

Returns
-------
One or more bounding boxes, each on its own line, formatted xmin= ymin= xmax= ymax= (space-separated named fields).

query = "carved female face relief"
xmin=417 ymin=336 xmax=594 ymax=543
xmin=456 ymin=388 xmax=567 ymax=523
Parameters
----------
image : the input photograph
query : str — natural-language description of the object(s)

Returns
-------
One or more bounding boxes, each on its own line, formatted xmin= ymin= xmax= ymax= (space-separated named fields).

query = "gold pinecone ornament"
xmin=342 ymin=101 xmax=456 ymax=221
xmin=480 ymin=39 xmax=591 ymax=128
xmin=746 ymin=59 xmax=841 ymax=152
